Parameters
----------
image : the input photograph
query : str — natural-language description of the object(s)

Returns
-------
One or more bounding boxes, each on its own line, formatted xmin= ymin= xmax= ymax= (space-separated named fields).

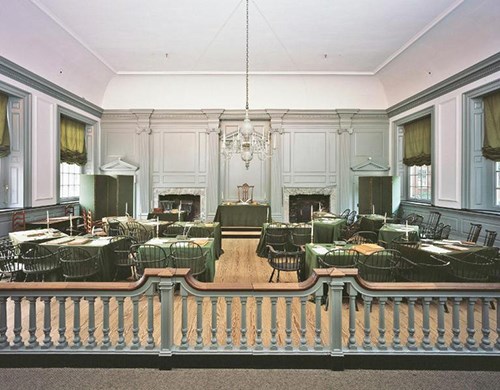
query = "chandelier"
xmin=220 ymin=0 xmax=274 ymax=170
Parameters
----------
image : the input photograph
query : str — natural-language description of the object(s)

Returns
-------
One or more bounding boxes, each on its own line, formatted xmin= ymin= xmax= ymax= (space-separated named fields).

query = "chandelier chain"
xmin=245 ymin=0 xmax=249 ymax=111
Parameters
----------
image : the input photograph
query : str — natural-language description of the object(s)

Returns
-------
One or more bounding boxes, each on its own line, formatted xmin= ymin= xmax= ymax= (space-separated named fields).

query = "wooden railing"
xmin=0 ymin=268 xmax=498 ymax=358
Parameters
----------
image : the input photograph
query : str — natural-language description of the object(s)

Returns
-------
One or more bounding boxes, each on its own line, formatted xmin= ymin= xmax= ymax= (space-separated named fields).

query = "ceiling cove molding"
xmin=0 ymin=56 xmax=103 ymax=118
xmin=386 ymin=51 xmax=500 ymax=118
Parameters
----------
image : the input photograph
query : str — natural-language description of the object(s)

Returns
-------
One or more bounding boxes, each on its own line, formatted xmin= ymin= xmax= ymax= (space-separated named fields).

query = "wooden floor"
xmin=3 ymin=238 xmax=499 ymax=350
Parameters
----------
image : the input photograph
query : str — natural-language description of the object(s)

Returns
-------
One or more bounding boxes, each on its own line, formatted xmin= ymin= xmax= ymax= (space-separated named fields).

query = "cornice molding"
xmin=0 ymin=56 xmax=103 ymax=118
xmin=387 ymin=51 xmax=500 ymax=118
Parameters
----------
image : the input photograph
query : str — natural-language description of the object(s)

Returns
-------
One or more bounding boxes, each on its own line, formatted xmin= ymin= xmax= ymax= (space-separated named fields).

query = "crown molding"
xmin=0 ymin=56 xmax=103 ymax=118
xmin=387 ymin=51 xmax=500 ymax=118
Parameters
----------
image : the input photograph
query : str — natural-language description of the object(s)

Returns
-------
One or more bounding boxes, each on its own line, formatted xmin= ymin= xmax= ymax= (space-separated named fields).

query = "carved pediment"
xmin=100 ymin=158 xmax=138 ymax=173
xmin=350 ymin=158 xmax=389 ymax=172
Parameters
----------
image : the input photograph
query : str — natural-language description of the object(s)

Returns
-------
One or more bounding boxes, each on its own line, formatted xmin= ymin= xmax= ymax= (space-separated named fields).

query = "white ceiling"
xmin=31 ymin=0 xmax=465 ymax=75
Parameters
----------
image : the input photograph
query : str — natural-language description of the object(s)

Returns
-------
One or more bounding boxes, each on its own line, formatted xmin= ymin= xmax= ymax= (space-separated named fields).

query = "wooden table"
xmin=142 ymin=237 xmax=216 ymax=282
xmin=26 ymin=216 xmax=82 ymax=231
xmin=214 ymin=203 xmax=271 ymax=227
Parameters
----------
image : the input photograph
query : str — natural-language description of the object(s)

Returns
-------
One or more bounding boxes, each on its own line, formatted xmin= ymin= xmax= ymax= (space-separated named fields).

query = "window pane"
xmin=408 ymin=165 xmax=432 ymax=201
xmin=60 ymin=162 xmax=82 ymax=200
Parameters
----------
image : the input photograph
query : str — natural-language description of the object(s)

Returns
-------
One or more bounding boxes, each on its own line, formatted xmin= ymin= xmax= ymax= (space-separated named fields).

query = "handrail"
xmin=0 ymin=266 xmax=499 ymax=292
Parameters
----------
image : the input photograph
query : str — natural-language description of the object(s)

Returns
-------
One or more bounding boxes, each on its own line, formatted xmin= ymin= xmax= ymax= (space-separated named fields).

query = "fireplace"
xmin=152 ymin=187 xmax=206 ymax=221
xmin=289 ymin=195 xmax=330 ymax=223
xmin=159 ymin=194 xmax=200 ymax=221
xmin=283 ymin=186 xmax=337 ymax=223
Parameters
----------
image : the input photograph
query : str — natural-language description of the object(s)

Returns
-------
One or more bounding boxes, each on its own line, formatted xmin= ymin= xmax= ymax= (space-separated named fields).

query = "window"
xmin=59 ymin=114 xmax=87 ymax=201
xmin=496 ymin=162 xmax=500 ymax=206
xmin=408 ymin=165 xmax=432 ymax=201
xmin=60 ymin=162 xmax=81 ymax=200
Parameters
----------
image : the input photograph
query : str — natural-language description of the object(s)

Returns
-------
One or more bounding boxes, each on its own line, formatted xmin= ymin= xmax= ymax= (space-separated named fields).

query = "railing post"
xmin=159 ymin=276 xmax=175 ymax=354
xmin=329 ymin=279 xmax=344 ymax=353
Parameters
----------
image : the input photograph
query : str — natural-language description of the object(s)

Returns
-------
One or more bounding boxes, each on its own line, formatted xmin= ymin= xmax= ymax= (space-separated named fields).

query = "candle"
xmin=156 ymin=216 xmax=159 ymax=238
xmin=266 ymin=207 xmax=270 ymax=222
xmin=311 ymin=220 xmax=314 ymax=243
xmin=46 ymin=211 xmax=49 ymax=229
xmin=372 ymin=204 xmax=375 ymax=215
xmin=405 ymin=220 xmax=409 ymax=240
xmin=125 ymin=202 xmax=128 ymax=215
xmin=310 ymin=205 xmax=314 ymax=220
xmin=69 ymin=213 xmax=73 ymax=236
xmin=383 ymin=212 xmax=387 ymax=224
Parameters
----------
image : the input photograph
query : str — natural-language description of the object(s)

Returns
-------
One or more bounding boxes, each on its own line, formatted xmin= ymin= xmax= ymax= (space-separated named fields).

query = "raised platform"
xmin=221 ymin=226 xmax=261 ymax=239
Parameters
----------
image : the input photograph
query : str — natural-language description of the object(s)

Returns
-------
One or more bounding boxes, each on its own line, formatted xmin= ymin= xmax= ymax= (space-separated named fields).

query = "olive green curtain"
xmin=60 ymin=115 xmax=87 ymax=166
xmin=403 ymin=115 xmax=431 ymax=166
xmin=483 ymin=90 xmax=500 ymax=161
xmin=0 ymin=92 xmax=10 ymax=158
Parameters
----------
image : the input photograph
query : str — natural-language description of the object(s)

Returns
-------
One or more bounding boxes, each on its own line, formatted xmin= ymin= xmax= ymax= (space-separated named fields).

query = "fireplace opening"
xmin=159 ymin=194 xmax=200 ymax=221
xmin=289 ymin=195 xmax=330 ymax=223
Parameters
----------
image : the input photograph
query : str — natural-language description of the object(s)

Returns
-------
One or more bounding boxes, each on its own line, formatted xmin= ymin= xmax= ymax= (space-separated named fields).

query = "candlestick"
xmin=69 ymin=213 xmax=73 ymax=236
xmin=156 ymin=216 xmax=159 ymax=238
xmin=125 ymin=202 xmax=128 ymax=215
xmin=383 ymin=212 xmax=387 ymax=224
xmin=310 ymin=205 xmax=314 ymax=221
xmin=46 ymin=211 xmax=49 ymax=230
xmin=405 ymin=220 xmax=409 ymax=240
xmin=266 ymin=207 xmax=270 ymax=222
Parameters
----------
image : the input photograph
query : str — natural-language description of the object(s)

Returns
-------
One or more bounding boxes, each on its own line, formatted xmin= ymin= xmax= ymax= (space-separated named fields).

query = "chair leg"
xmin=276 ymin=270 xmax=280 ymax=283
xmin=269 ymin=269 xmax=275 ymax=283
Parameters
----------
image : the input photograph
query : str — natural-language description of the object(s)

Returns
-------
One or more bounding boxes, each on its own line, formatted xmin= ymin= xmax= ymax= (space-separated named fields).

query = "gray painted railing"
xmin=0 ymin=268 xmax=498 ymax=357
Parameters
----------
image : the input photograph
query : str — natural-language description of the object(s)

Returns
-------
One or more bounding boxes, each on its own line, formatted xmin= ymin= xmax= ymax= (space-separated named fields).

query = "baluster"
xmin=270 ymin=296 xmax=278 ymax=350
xmin=285 ymin=297 xmax=292 ymax=351
xmin=496 ymin=297 xmax=500 ymax=351
xmin=146 ymin=294 xmax=155 ymax=349
xmin=348 ymin=288 xmax=358 ymax=350
xmin=450 ymin=297 xmax=462 ymax=351
xmin=210 ymin=296 xmax=218 ymax=350
xmin=71 ymin=297 xmax=82 ymax=349
xmin=56 ymin=296 xmax=67 ymax=349
xmin=86 ymin=296 xmax=97 ymax=349
xmin=131 ymin=296 xmax=140 ymax=350
xmin=240 ymin=297 xmax=248 ymax=350
xmin=362 ymin=296 xmax=373 ymax=350
xmin=377 ymin=297 xmax=387 ymax=350
xmin=480 ymin=298 xmax=492 ymax=351
xmin=12 ymin=296 xmax=23 ymax=349
xmin=311 ymin=292 xmax=321 ymax=350
xmin=465 ymin=297 xmax=477 ymax=351
xmin=116 ymin=297 xmax=126 ymax=350
xmin=407 ymin=297 xmax=417 ymax=350
xmin=255 ymin=297 xmax=263 ymax=350
xmin=41 ymin=296 xmax=53 ymax=349
xmin=27 ymin=297 xmax=38 ymax=349
xmin=195 ymin=296 xmax=203 ymax=350
xmin=299 ymin=296 xmax=307 ymax=351
xmin=101 ymin=297 xmax=111 ymax=350
xmin=392 ymin=297 xmax=402 ymax=351
xmin=421 ymin=297 xmax=432 ymax=350
xmin=225 ymin=297 xmax=233 ymax=350
xmin=0 ymin=297 xmax=8 ymax=348
xmin=180 ymin=291 xmax=188 ymax=350
xmin=436 ymin=297 xmax=447 ymax=350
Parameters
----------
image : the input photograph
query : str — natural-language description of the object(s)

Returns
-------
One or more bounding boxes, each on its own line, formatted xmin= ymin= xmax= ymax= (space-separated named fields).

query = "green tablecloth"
xmin=313 ymin=218 xmax=346 ymax=243
xmin=378 ymin=223 xmax=419 ymax=246
xmin=170 ymin=221 xmax=222 ymax=259
xmin=41 ymin=236 xmax=120 ymax=281
xmin=304 ymin=243 xmax=358 ymax=279
xmin=143 ymin=237 xmax=216 ymax=282
xmin=402 ymin=242 xmax=497 ymax=265
xmin=214 ymin=204 xmax=271 ymax=227
xmin=359 ymin=214 xmax=393 ymax=232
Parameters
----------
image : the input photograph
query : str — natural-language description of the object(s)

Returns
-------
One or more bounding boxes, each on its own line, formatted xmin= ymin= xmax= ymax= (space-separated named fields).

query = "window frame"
xmin=56 ymin=107 xmax=95 ymax=204
xmin=394 ymin=107 xmax=435 ymax=205
xmin=463 ymin=81 xmax=500 ymax=212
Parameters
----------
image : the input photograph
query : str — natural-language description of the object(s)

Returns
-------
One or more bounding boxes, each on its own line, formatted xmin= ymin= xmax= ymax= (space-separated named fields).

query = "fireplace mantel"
xmin=283 ymin=186 xmax=337 ymax=222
